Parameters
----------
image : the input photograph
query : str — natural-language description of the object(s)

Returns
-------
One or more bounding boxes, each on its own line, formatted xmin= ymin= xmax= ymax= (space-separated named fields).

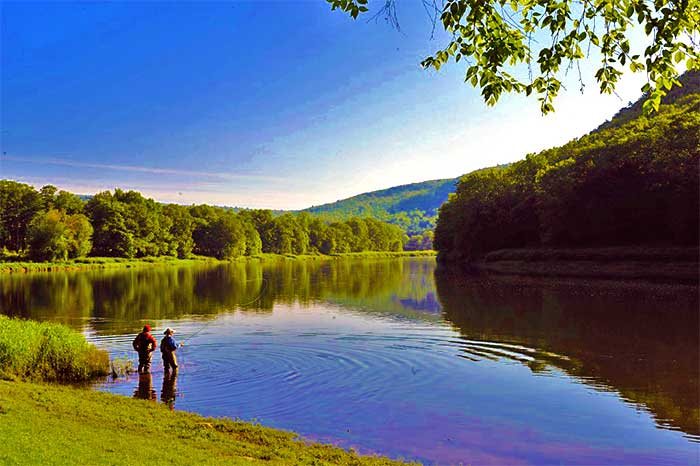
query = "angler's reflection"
xmin=134 ymin=373 xmax=157 ymax=401
xmin=161 ymin=372 xmax=178 ymax=409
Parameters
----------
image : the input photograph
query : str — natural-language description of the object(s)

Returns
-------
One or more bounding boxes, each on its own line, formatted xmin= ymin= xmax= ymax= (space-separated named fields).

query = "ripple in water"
xmin=93 ymin=304 xmax=699 ymax=465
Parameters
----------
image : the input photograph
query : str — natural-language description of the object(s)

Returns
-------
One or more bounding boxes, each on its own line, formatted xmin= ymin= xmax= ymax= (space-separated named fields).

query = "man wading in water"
xmin=132 ymin=324 xmax=157 ymax=373
xmin=160 ymin=327 xmax=179 ymax=374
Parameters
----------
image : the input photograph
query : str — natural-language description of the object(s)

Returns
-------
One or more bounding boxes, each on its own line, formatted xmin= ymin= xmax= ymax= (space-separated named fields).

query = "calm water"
xmin=1 ymin=258 xmax=698 ymax=465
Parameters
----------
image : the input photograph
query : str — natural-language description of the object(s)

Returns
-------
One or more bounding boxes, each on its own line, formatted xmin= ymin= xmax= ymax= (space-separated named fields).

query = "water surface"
xmin=1 ymin=258 xmax=697 ymax=465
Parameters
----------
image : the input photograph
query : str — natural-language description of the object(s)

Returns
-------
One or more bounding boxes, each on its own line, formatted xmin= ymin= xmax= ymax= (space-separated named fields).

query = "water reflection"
xmin=0 ymin=259 xmax=437 ymax=336
xmin=435 ymin=269 xmax=700 ymax=440
xmin=134 ymin=373 xmax=156 ymax=401
xmin=161 ymin=372 xmax=178 ymax=409
xmin=1 ymin=257 xmax=698 ymax=461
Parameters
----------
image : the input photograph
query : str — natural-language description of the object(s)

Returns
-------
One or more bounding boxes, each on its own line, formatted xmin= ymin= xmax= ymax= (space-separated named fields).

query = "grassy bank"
xmin=243 ymin=251 xmax=436 ymax=262
xmin=457 ymin=247 xmax=699 ymax=283
xmin=0 ymin=317 xmax=409 ymax=465
xmin=0 ymin=380 xmax=409 ymax=466
xmin=1 ymin=251 xmax=436 ymax=274
xmin=0 ymin=255 xmax=221 ymax=273
xmin=0 ymin=316 xmax=109 ymax=382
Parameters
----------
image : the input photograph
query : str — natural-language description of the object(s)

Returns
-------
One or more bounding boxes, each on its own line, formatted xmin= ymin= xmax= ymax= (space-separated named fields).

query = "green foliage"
xmin=0 ymin=316 xmax=109 ymax=382
xmin=54 ymin=190 xmax=85 ymax=214
xmin=1 ymin=182 xmax=424 ymax=260
xmin=85 ymin=191 xmax=136 ymax=257
xmin=85 ymin=189 xmax=176 ymax=258
xmin=405 ymin=230 xmax=434 ymax=251
xmin=27 ymin=210 xmax=70 ymax=262
xmin=328 ymin=0 xmax=700 ymax=114
xmin=0 ymin=180 xmax=42 ymax=252
xmin=27 ymin=210 xmax=93 ymax=262
xmin=163 ymin=203 xmax=195 ymax=258
xmin=435 ymin=71 xmax=700 ymax=261
xmin=304 ymin=178 xmax=458 ymax=242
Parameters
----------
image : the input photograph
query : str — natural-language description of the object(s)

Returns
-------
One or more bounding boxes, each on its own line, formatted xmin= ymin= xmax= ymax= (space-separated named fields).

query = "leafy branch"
xmin=327 ymin=0 xmax=700 ymax=114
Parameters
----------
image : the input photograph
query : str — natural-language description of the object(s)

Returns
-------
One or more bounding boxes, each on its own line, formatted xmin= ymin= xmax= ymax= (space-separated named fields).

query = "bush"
xmin=0 ymin=316 xmax=109 ymax=382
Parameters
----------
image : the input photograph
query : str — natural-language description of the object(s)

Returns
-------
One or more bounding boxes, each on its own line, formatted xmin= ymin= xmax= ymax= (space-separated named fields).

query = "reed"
xmin=0 ymin=316 xmax=109 ymax=382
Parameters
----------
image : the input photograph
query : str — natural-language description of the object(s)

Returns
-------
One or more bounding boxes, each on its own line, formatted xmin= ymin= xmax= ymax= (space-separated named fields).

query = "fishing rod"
xmin=179 ymin=277 xmax=269 ymax=346
xmin=173 ymin=277 xmax=270 ymax=377
xmin=174 ymin=277 xmax=268 ymax=377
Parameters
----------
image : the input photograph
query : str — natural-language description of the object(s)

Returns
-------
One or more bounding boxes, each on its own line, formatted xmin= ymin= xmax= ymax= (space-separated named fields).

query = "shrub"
xmin=0 ymin=316 xmax=109 ymax=382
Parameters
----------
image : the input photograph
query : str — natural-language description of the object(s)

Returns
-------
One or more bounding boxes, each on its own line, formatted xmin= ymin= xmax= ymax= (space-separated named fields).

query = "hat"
xmin=164 ymin=328 xmax=175 ymax=335
xmin=143 ymin=324 xmax=151 ymax=332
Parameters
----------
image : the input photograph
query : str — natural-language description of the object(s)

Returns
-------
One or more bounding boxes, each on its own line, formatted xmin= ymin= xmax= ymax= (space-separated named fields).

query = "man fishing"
xmin=132 ymin=324 xmax=157 ymax=373
xmin=160 ymin=327 xmax=179 ymax=374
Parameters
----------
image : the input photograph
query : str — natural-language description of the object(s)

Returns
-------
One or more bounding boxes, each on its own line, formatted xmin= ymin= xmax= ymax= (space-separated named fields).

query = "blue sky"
xmin=1 ymin=1 xmax=650 ymax=209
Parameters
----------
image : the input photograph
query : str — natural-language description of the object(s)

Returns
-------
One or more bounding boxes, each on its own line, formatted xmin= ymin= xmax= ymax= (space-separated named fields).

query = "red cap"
xmin=143 ymin=324 xmax=151 ymax=332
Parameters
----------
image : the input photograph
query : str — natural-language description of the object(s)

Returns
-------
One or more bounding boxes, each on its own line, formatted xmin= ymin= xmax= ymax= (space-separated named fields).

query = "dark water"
xmin=1 ymin=258 xmax=698 ymax=465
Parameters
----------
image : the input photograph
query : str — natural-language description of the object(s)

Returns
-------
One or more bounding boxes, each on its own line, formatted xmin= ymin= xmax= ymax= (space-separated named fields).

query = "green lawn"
xmin=0 ymin=380 xmax=411 ymax=466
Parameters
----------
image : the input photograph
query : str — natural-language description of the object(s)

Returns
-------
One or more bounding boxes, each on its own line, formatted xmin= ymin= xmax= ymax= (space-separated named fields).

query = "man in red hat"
xmin=132 ymin=324 xmax=157 ymax=373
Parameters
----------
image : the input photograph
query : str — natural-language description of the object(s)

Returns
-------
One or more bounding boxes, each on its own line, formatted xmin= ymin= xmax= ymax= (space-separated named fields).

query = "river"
xmin=1 ymin=257 xmax=697 ymax=465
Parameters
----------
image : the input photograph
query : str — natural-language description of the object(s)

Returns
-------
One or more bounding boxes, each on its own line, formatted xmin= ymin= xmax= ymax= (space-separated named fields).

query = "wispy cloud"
xmin=6 ymin=174 xmax=323 ymax=210
xmin=0 ymin=155 xmax=285 ymax=182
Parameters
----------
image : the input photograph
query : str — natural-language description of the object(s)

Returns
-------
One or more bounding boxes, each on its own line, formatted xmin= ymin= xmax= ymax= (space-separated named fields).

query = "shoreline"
xmin=438 ymin=247 xmax=699 ymax=284
xmin=0 ymin=251 xmax=437 ymax=274
xmin=0 ymin=380 xmax=409 ymax=465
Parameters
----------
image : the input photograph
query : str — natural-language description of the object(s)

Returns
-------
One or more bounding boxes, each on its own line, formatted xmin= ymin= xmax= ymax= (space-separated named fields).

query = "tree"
xmin=54 ymin=190 xmax=85 ymax=214
xmin=268 ymin=214 xmax=309 ymax=255
xmin=328 ymin=0 xmax=700 ymax=114
xmin=434 ymin=83 xmax=700 ymax=261
xmin=85 ymin=191 xmax=136 ymax=257
xmin=27 ymin=210 xmax=69 ymax=261
xmin=27 ymin=209 xmax=93 ymax=261
xmin=39 ymin=185 xmax=58 ymax=210
xmin=239 ymin=209 xmax=275 ymax=252
xmin=163 ymin=204 xmax=195 ymax=258
xmin=239 ymin=215 xmax=263 ymax=256
xmin=0 ymin=180 xmax=42 ymax=252
xmin=64 ymin=213 xmax=93 ymax=258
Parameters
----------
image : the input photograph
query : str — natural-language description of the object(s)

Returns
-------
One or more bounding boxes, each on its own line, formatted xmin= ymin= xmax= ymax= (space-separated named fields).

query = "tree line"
xmin=434 ymin=80 xmax=700 ymax=262
xmin=0 ymin=183 xmax=407 ymax=261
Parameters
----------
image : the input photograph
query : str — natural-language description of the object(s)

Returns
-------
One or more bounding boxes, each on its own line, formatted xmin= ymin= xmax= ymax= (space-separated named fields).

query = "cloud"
xmin=0 ymin=155 xmax=285 ymax=182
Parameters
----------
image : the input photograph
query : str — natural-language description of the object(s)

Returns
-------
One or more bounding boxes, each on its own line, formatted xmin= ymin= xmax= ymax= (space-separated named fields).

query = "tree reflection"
xmin=3 ymin=258 xmax=696 ymax=440
xmin=434 ymin=269 xmax=700 ymax=438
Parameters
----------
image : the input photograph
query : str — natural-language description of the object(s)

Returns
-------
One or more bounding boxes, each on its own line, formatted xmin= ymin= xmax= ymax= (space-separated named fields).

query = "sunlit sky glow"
xmin=1 ymin=1 xmax=651 ymax=209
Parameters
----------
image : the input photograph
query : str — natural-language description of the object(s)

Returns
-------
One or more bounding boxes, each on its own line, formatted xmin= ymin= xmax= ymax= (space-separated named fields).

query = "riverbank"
xmin=0 ymin=251 xmax=436 ymax=274
xmin=444 ymin=247 xmax=698 ymax=283
xmin=0 ymin=317 xmax=409 ymax=464
xmin=0 ymin=380 xmax=408 ymax=465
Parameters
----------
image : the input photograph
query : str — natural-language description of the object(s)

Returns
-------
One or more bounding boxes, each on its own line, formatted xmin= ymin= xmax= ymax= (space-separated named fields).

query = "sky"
xmin=1 ymin=1 xmax=652 ymax=209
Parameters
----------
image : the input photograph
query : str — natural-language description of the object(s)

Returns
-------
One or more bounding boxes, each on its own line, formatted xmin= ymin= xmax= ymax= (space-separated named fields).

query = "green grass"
xmin=243 ymin=251 xmax=436 ymax=262
xmin=0 ymin=316 xmax=109 ymax=382
xmin=0 ymin=255 xmax=221 ymax=273
xmin=0 ymin=380 xmax=411 ymax=465
xmin=1 ymin=251 xmax=436 ymax=273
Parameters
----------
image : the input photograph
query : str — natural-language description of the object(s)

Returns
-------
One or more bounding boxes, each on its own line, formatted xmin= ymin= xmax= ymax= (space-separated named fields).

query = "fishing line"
xmin=176 ymin=277 xmax=269 ymax=374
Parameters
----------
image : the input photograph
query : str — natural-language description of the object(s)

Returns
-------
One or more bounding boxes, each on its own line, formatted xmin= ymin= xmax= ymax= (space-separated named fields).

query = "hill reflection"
xmin=434 ymin=269 xmax=699 ymax=440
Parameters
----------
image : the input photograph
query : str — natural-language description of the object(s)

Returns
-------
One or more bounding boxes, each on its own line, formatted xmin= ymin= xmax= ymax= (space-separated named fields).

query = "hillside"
xmin=302 ymin=178 xmax=459 ymax=242
xmin=435 ymin=70 xmax=700 ymax=263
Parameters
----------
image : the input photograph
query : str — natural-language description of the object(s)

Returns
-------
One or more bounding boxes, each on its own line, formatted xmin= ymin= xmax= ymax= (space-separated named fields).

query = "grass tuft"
xmin=0 ymin=316 xmax=109 ymax=382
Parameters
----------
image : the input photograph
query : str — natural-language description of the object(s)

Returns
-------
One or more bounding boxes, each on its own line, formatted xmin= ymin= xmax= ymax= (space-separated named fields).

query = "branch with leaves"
xmin=327 ymin=0 xmax=700 ymax=114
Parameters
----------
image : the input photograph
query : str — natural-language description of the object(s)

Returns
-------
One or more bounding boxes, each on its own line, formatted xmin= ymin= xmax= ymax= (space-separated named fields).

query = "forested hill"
xmin=302 ymin=177 xmax=459 ymax=245
xmin=435 ymin=70 xmax=700 ymax=262
xmin=595 ymin=70 xmax=700 ymax=131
